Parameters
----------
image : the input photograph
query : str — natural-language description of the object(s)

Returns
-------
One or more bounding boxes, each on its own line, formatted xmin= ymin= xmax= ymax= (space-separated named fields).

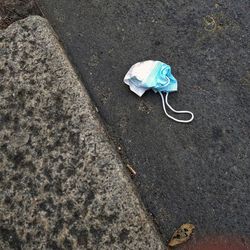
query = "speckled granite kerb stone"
xmin=0 ymin=16 xmax=165 ymax=250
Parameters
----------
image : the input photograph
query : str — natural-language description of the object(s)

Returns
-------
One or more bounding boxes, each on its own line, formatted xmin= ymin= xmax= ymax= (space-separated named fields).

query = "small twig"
xmin=127 ymin=164 xmax=136 ymax=175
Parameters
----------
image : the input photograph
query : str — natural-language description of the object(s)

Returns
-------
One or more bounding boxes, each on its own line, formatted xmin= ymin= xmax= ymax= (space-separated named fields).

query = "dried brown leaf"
xmin=168 ymin=223 xmax=195 ymax=247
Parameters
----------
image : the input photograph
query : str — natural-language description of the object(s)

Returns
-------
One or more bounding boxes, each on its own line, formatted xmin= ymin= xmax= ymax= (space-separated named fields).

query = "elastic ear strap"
xmin=159 ymin=92 xmax=194 ymax=123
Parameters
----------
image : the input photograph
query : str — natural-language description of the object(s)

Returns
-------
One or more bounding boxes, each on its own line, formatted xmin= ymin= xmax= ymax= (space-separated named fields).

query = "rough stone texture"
xmin=0 ymin=16 xmax=165 ymax=250
xmin=0 ymin=0 xmax=41 ymax=29
xmin=38 ymin=0 xmax=250 ymax=244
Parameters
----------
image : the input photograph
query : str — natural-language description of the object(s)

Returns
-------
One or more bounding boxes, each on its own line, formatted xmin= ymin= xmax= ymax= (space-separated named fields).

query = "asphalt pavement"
xmin=38 ymin=0 xmax=250 ymax=244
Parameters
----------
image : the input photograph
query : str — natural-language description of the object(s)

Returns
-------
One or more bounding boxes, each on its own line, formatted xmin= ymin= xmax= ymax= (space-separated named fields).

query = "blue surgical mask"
xmin=124 ymin=60 xmax=194 ymax=123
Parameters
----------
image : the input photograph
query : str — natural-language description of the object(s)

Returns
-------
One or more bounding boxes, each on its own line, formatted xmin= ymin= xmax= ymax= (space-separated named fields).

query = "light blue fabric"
xmin=145 ymin=61 xmax=177 ymax=93
xmin=124 ymin=60 xmax=178 ymax=96
xmin=124 ymin=60 xmax=194 ymax=123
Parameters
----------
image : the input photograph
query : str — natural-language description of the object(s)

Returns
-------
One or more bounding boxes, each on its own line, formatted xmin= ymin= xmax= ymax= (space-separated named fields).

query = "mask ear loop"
xmin=159 ymin=92 xmax=194 ymax=123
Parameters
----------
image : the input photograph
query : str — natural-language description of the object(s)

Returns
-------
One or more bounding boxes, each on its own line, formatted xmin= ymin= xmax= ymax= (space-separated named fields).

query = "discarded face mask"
xmin=124 ymin=60 xmax=194 ymax=123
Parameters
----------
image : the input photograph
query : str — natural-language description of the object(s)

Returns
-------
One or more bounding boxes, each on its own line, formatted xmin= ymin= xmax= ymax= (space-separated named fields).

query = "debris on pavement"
xmin=127 ymin=164 xmax=136 ymax=176
xmin=124 ymin=60 xmax=194 ymax=123
xmin=168 ymin=223 xmax=195 ymax=247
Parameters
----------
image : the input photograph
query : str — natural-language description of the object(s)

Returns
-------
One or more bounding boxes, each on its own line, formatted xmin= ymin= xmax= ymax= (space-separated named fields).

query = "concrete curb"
xmin=0 ymin=16 xmax=165 ymax=249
